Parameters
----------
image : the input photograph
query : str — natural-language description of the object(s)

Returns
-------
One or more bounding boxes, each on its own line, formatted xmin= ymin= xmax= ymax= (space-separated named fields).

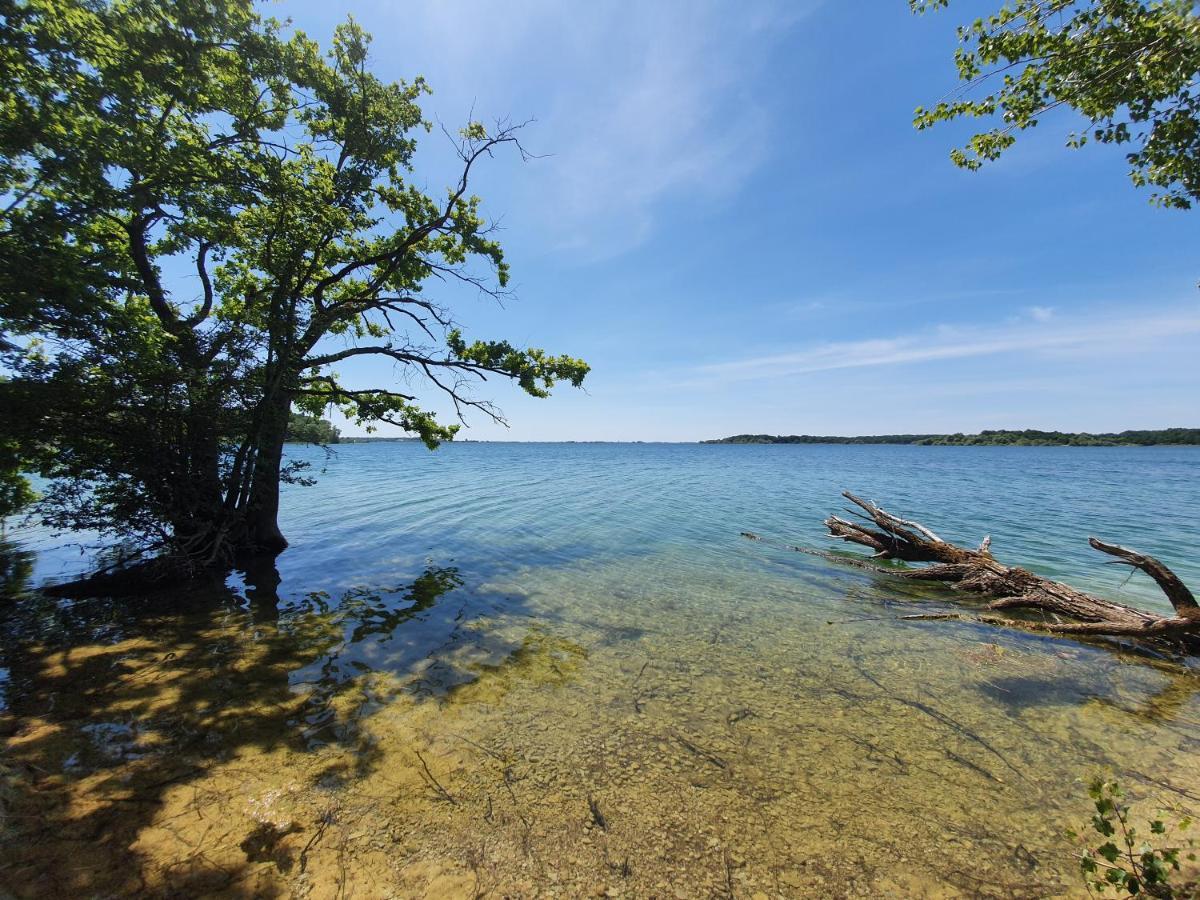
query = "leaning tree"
xmin=0 ymin=0 xmax=588 ymax=574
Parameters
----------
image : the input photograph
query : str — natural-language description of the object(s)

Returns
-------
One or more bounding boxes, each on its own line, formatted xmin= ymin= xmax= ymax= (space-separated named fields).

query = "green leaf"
xmin=912 ymin=0 xmax=1200 ymax=208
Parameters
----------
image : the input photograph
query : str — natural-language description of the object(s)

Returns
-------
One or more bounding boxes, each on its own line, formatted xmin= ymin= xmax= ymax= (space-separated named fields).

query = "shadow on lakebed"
xmin=0 ymin=554 xmax=578 ymax=897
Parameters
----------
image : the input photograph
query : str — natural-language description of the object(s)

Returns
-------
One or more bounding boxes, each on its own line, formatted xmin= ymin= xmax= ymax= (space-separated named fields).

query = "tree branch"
xmin=184 ymin=241 xmax=214 ymax=327
xmin=124 ymin=214 xmax=182 ymax=336
xmin=1088 ymin=538 xmax=1199 ymax=614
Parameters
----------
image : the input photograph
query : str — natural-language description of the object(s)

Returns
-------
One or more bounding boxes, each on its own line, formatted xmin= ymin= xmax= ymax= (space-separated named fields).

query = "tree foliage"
xmin=0 ymin=438 xmax=34 ymax=520
xmin=286 ymin=413 xmax=340 ymax=445
xmin=0 ymin=0 xmax=588 ymax=570
xmin=912 ymin=0 xmax=1200 ymax=208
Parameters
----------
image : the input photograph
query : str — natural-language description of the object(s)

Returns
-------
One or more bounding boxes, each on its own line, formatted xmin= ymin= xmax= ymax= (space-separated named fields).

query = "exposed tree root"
xmin=806 ymin=491 xmax=1199 ymax=656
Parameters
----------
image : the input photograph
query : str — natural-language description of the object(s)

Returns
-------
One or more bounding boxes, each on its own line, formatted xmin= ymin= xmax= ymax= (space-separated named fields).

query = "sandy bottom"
xmin=3 ymin=551 xmax=1200 ymax=898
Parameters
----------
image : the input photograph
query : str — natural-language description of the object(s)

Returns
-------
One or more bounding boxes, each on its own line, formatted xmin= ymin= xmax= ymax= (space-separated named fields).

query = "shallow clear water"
xmin=2 ymin=443 xmax=1199 ymax=898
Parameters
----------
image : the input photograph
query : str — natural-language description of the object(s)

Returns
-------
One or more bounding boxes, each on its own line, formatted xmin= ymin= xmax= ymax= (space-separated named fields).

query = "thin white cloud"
xmin=397 ymin=1 xmax=823 ymax=259
xmin=693 ymin=306 xmax=1200 ymax=382
xmin=1027 ymin=305 xmax=1055 ymax=322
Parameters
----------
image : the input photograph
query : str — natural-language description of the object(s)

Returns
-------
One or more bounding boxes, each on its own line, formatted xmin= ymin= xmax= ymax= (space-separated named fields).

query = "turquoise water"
xmin=27 ymin=442 xmax=1197 ymax=600
xmin=255 ymin=441 xmax=1200 ymax=615
xmin=3 ymin=443 xmax=1200 ymax=898
xmin=16 ymin=443 xmax=1200 ymax=606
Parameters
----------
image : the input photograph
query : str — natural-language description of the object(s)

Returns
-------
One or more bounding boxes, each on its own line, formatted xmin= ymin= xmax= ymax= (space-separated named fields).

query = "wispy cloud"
xmin=400 ymin=1 xmax=822 ymax=259
xmin=693 ymin=306 xmax=1200 ymax=383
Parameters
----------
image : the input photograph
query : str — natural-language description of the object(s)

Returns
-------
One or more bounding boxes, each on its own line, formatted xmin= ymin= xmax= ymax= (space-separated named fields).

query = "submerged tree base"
xmin=40 ymin=548 xmax=277 ymax=600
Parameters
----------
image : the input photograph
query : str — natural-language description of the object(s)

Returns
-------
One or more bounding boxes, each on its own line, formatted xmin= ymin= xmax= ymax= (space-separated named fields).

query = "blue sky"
xmin=285 ymin=0 xmax=1200 ymax=441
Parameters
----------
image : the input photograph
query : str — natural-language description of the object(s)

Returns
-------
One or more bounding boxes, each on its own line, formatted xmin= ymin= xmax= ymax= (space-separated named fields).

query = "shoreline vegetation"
xmin=703 ymin=428 xmax=1200 ymax=446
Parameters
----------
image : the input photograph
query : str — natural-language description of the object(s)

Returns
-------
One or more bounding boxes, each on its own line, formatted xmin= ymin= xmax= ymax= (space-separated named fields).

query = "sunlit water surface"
xmin=2 ymin=443 xmax=1199 ymax=898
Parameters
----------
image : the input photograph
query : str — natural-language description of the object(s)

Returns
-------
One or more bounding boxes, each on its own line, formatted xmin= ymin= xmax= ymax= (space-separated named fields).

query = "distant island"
xmin=703 ymin=428 xmax=1200 ymax=446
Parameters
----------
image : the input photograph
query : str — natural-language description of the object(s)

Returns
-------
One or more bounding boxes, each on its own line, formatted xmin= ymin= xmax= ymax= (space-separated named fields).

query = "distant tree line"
xmin=704 ymin=429 xmax=1200 ymax=446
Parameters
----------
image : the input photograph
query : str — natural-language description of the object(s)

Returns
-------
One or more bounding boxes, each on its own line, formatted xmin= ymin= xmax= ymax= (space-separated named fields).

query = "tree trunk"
xmin=764 ymin=491 xmax=1200 ymax=657
xmin=241 ymin=393 xmax=290 ymax=557
xmin=42 ymin=394 xmax=287 ymax=595
xmin=172 ymin=398 xmax=227 ymax=557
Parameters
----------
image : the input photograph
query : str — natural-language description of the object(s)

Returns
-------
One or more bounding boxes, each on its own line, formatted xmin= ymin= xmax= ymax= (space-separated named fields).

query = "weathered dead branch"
xmin=818 ymin=491 xmax=1199 ymax=655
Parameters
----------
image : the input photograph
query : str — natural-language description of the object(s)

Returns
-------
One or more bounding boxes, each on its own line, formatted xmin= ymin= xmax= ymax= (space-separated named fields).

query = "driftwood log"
xmin=818 ymin=491 xmax=1200 ymax=656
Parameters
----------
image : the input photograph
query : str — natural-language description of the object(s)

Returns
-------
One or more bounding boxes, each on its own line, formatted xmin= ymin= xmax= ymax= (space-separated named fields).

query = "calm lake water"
xmin=3 ymin=443 xmax=1199 ymax=898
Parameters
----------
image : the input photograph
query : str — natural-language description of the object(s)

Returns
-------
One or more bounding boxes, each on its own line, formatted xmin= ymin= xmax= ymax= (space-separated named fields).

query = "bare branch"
xmin=1089 ymin=538 xmax=1199 ymax=614
xmin=309 ymin=125 xmax=528 ymax=304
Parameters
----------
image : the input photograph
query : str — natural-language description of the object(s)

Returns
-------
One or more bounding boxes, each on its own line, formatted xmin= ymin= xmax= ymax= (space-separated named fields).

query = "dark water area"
xmin=2 ymin=444 xmax=1199 ymax=897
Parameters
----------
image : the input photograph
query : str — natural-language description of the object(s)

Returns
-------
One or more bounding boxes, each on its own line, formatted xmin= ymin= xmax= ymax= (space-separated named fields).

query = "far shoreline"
xmin=702 ymin=429 xmax=1200 ymax=447
xmin=288 ymin=433 xmax=1200 ymax=447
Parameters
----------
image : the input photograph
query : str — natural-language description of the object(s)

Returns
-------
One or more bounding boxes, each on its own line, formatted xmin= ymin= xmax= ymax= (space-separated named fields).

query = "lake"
xmin=3 ymin=443 xmax=1199 ymax=898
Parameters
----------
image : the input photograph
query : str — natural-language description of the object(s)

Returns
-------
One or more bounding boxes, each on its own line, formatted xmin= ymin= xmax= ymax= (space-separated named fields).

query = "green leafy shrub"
xmin=1071 ymin=778 xmax=1197 ymax=897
